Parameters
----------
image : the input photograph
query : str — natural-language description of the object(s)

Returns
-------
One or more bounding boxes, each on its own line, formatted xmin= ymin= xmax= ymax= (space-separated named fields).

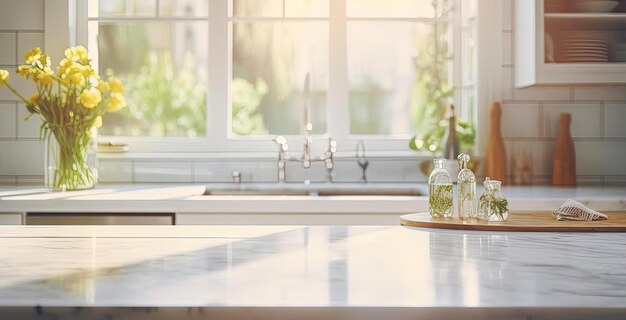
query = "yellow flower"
xmin=97 ymin=80 xmax=110 ymax=93
xmin=28 ymin=93 xmax=38 ymax=106
xmin=65 ymin=45 xmax=90 ymax=64
xmin=107 ymin=92 xmax=126 ymax=112
xmin=0 ymin=69 xmax=9 ymax=85
xmin=35 ymin=67 xmax=54 ymax=86
xmin=39 ymin=54 xmax=51 ymax=67
xmin=24 ymin=47 xmax=43 ymax=65
xmin=76 ymin=45 xmax=89 ymax=64
xmin=17 ymin=65 xmax=30 ymax=76
xmin=81 ymin=65 xmax=95 ymax=78
xmin=58 ymin=58 xmax=72 ymax=75
xmin=109 ymin=77 xmax=124 ymax=93
xmin=92 ymin=116 xmax=103 ymax=128
xmin=69 ymin=71 xmax=85 ymax=86
xmin=80 ymin=87 xmax=102 ymax=109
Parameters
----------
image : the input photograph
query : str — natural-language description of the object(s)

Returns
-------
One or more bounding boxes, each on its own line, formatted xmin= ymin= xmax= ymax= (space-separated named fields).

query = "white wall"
xmin=501 ymin=0 xmax=626 ymax=185
xmin=0 ymin=0 xmax=45 ymax=185
xmin=0 ymin=0 xmax=625 ymax=185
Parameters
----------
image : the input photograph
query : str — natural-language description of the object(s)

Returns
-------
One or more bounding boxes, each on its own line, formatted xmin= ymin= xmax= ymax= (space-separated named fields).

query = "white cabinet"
xmin=0 ymin=213 xmax=23 ymax=225
xmin=515 ymin=0 xmax=626 ymax=87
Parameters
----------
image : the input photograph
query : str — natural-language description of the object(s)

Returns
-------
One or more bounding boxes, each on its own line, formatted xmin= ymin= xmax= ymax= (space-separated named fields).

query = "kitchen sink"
xmin=203 ymin=183 xmax=424 ymax=196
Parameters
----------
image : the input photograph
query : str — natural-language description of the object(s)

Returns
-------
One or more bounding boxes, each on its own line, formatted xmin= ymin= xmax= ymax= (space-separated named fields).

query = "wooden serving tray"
xmin=400 ymin=212 xmax=626 ymax=232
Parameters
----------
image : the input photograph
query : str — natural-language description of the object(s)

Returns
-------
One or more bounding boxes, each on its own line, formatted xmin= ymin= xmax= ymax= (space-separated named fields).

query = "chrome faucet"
xmin=356 ymin=140 xmax=369 ymax=183
xmin=302 ymin=72 xmax=313 ymax=169
xmin=276 ymin=136 xmax=289 ymax=183
xmin=275 ymin=136 xmax=336 ymax=183
xmin=274 ymin=72 xmax=337 ymax=183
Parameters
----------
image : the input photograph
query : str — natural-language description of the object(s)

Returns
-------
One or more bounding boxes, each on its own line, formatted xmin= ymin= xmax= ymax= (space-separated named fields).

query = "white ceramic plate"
xmin=564 ymin=48 xmax=609 ymax=54
xmin=575 ymin=1 xmax=618 ymax=13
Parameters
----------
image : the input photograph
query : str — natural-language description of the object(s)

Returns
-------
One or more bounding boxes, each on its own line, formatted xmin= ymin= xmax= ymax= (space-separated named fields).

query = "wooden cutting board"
xmin=400 ymin=212 xmax=626 ymax=232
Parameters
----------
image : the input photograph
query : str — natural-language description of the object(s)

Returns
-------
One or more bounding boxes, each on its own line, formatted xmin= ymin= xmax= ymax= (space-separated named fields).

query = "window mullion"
xmin=453 ymin=0 xmax=463 ymax=113
xmin=208 ymin=0 xmax=229 ymax=150
xmin=328 ymin=0 xmax=349 ymax=148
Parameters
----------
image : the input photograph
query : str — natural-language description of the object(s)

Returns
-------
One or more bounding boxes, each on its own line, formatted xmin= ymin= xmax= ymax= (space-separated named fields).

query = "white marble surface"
xmin=0 ymin=184 xmax=625 ymax=216
xmin=0 ymin=225 xmax=624 ymax=313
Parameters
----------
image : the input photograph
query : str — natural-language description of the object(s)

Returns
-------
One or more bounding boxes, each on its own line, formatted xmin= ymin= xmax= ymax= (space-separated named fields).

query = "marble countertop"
xmin=0 ymin=225 xmax=624 ymax=318
xmin=0 ymin=184 xmax=625 ymax=215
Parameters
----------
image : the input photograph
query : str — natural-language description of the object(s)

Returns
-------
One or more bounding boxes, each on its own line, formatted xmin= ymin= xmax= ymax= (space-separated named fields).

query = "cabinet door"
xmin=516 ymin=0 xmax=626 ymax=87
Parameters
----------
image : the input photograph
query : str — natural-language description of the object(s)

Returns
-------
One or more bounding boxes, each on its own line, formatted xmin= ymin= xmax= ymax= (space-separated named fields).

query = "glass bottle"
xmin=479 ymin=177 xmax=509 ymax=222
xmin=442 ymin=104 xmax=460 ymax=160
xmin=429 ymin=158 xmax=453 ymax=218
xmin=457 ymin=153 xmax=477 ymax=219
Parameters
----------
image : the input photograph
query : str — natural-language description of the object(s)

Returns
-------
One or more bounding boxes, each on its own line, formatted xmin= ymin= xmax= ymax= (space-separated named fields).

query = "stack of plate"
xmin=560 ymin=32 xmax=609 ymax=62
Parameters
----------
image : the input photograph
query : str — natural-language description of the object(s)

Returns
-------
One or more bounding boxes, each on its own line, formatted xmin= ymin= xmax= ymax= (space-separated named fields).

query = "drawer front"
xmin=26 ymin=213 xmax=175 ymax=225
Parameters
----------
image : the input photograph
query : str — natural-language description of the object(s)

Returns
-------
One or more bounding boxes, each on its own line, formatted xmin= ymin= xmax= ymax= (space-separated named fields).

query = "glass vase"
xmin=479 ymin=177 xmax=509 ymax=222
xmin=45 ymin=127 xmax=98 ymax=191
xmin=457 ymin=154 xmax=477 ymax=219
xmin=428 ymin=158 xmax=453 ymax=218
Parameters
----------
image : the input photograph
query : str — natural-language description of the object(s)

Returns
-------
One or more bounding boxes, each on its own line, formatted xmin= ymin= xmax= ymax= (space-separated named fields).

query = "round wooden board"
xmin=400 ymin=212 xmax=626 ymax=232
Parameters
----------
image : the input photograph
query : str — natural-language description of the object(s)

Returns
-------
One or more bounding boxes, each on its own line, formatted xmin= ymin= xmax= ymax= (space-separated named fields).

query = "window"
xmin=78 ymin=0 xmax=476 ymax=153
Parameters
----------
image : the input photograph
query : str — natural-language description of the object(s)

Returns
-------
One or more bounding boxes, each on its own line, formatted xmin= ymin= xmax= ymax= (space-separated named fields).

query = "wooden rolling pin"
xmin=552 ymin=113 xmax=577 ymax=186
xmin=485 ymin=102 xmax=508 ymax=184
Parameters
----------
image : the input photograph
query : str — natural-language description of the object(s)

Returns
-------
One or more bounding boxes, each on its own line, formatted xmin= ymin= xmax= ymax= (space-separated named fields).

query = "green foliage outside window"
xmin=102 ymin=51 xmax=207 ymax=137
xmin=232 ymin=77 xmax=269 ymax=135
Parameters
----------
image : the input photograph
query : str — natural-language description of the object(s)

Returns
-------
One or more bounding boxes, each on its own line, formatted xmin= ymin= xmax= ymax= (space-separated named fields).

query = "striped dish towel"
xmin=552 ymin=199 xmax=608 ymax=221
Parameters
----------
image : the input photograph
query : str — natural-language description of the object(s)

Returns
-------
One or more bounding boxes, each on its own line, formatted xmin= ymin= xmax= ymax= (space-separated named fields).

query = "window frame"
xmin=74 ymin=0 xmax=476 ymax=156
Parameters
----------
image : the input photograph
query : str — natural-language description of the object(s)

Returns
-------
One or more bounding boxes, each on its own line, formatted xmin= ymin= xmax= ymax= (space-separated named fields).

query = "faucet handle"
xmin=324 ymin=137 xmax=337 ymax=169
xmin=231 ymin=171 xmax=241 ymax=184
xmin=328 ymin=138 xmax=337 ymax=153
xmin=275 ymin=135 xmax=288 ymax=151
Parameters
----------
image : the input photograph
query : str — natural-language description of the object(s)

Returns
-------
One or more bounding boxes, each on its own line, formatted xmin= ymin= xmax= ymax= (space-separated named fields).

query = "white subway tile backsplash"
xmin=0 ymin=140 xmax=43 ymax=175
xmin=17 ymin=32 xmax=44 ymax=59
xmin=98 ymin=160 xmax=132 ymax=183
xmin=543 ymin=103 xmax=602 ymax=138
xmin=573 ymin=86 xmax=626 ymax=101
xmin=577 ymin=176 xmax=605 ymax=185
xmin=0 ymin=176 xmax=16 ymax=186
xmin=501 ymin=32 xmax=512 ymax=65
xmin=0 ymin=103 xmax=16 ymax=138
xmin=16 ymin=104 xmax=40 ymax=138
xmin=514 ymin=86 xmax=571 ymax=101
xmin=576 ymin=142 xmax=626 ymax=176
xmin=16 ymin=175 xmax=43 ymax=185
xmin=0 ymin=74 xmax=36 ymax=100
xmin=501 ymin=103 xmax=541 ymax=137
xmin=134 ymin=161 xmax=192 ymax=183
xmin=504 ymin=140 xmax=553 ymax=176
xmin=285 ymin=161 xmax=327 ymax=183
xmin=604 ymin=104 xmax=626 ymax=138
xmin=0 ymin=0 xmax=44 ymax=30
xmin=367 ymin=159 xmax=423 ymax=182
xmin=0 ymin=33 xmax=16 ymax=65
xmin=605 ymin=176 xmax=626 ymax=186
xmin=332 ymin=159 xmax=363 ymax=183
xmin=194 ymin=160 xmax=277 ymax=182
xmin=502 ymin=66 xmax=513 ymax=100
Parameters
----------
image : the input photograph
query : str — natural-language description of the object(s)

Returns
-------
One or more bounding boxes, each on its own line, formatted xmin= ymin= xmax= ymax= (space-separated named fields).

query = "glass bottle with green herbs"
xmin=429 ymin=159 xmax=453 ymax=218
xmin=457 ymin=153 xmax=477 ymax=219
xmin=479 ymin=177 xmax=509 ymax=221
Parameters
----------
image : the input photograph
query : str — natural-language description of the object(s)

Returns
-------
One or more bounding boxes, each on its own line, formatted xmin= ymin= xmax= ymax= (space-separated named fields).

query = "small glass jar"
xmin=479 ymin=177 xmax=509 ymax=222
xmin=457 ymin=154 xmax=477 ymax=219
xmin=428 ymin=158 xmax=453 ymax=218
